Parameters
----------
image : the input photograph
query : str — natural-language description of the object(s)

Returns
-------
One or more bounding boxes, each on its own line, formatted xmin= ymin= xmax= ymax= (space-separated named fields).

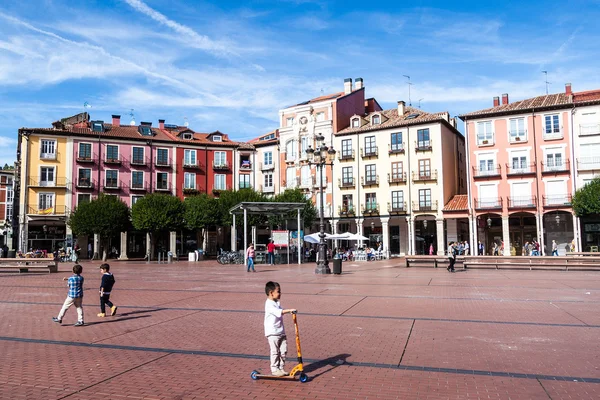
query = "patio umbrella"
xmin=305 ymin=232 xmax=334 ymax=244
xmin=339 ymin=232 xmax=369 ymax=241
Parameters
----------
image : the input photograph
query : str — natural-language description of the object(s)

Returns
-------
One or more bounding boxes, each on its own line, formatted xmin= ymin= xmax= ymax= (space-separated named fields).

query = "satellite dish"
xmin=130 ymin=118 xmax=136 ymax=126
xmin=129 ymin=109 xmax=136 ymax=126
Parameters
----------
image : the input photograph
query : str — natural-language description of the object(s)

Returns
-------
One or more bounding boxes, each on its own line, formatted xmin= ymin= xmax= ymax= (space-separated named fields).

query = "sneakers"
xmin=279 ymin=369 xmax=289 ymax=375
xmin=271 ymin=370 xmax=286 ymax=377
xmin=110 ymin=306 xmax=118 ymax=316
xmin=97 ymin=313 xmax=105 ymax=317
xmin=74 ymin=321 xmax=85 ymax=327
xmin=52 ymin=317 xmax=62 ymax=324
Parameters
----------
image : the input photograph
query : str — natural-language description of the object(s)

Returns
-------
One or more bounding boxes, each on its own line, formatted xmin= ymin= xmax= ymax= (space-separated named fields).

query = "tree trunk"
xmin=148 ymin=233 xmax=157 ymax=262
xmin=102 ymin=238 xmax=109 ymax=262
xmin=196 ymin=229 xmax=204 ymax=252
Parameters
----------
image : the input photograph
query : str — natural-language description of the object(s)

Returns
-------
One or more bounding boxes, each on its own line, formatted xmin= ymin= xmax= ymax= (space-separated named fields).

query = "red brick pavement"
xmin=0 ymin=259 xmax=599 ymax=399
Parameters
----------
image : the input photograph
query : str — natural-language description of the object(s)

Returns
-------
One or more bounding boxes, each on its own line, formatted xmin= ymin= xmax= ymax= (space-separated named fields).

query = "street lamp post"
xmin=306 ymin=135 xmax=336 ymax=274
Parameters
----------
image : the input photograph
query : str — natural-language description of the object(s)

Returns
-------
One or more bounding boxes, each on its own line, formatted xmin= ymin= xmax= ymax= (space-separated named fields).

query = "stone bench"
xmin=0 ymin=257 xmax=58 ymax=273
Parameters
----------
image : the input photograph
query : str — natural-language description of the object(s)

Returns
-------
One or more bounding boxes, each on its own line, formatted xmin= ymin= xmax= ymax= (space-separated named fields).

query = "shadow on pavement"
xmin=303 ymin=353 xmax=352 ymax=380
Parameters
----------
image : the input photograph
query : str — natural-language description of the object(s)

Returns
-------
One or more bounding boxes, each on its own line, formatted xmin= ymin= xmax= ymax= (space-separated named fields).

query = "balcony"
xmin=412 ymin=201 xmax=438 ymax=212
xmin=543 ymin=130 xmax=563 ymax=140
xmin=239 ymin=182 xmax=252 ymax=189
xmin=580 ymin=123 xmax=600 ymax=136
xmin=212 ymin=186 xmax=229 ymax=196
xmin=260 ymin=184 xmax=275 ymax=193
xmin=130 ymin=157 xmax=148 ymax=167
xmin=338 ymin=150 xmax=355 ymax=161
xmin=260 ymin=162 xmax=275 ymax=171
xmin=285 ymin=154 xmax=297 ymax=163
xmin=40 ymin=152 xmax=58 ymax=161
xmin=477 ymin=136 xmax=494 ymax=146
xmin=412 ymin=170 xmax=438 ymax=182
xmin=415 ymin=140 xmax=432 ymax=151
xmin=577 ymin=157 xmax=600 ymax=171
xmin=104 ymin=156 xmax=122 ymax=165
xmin=155 ymin=182 xmax=171 ymax=192
xmin=506 ymin=162 xmax=536 ymax=176
xmin=183 ymin=188 xmax=200 ymax=196
xmin=27 ymin=205 xmax=69 ymax=215
xmin=543 ymin=195 xmax=572 ymax=207
xmin=240 ymin=161 xmax=252 ymax=171
xmin=130 ymin=180 xmax=148 ymax=192
xmin=213 ymin=161 xmax=230 ymax=170
xmin=388 ymin=143 xmax=405 ymax=154
xmin=361 ymin=175 xmax=379 ymax=187
xmin=28 ymin=177 xmax=69 ymax=188
xmin=283 ymin=178 xmax=299 ymax=189
xmin=362 ymin=204 xmax=379 ymax=215
xmin=76 ymin=179 xmax=95 ymax=189
xmin=338 ymin=206 xmax=356 ymax=216
xmin=388 ymin=172 xmax=407 ymax=184
xmin=361 ymin=147 xmax=378 ymax=158
xmin=103 ymin=179 xmax=121 ymax=190
xmin=183 ymin=161 xmax=203 ymax=170
xmin=338 ymin=178 xmax=355 ymax=188
xmin=474 ymin=198 xmax=503 ymax=210
xmin=155 ymin=157 xmax=172 ymax=168
xmin=509 ymin=131 xmax=527 ymax=143
xmin=76 ymin=152 xmax=96 ymax=163
xmin=472 ymin=165 xmax=501 ymax=178
xmin=507 ymin=196 xmax=537 ymax=209
xmin=541 ymin=159 xmax=570 ymax=174
xmin=388 ymin=202 xmax=407 ymax=214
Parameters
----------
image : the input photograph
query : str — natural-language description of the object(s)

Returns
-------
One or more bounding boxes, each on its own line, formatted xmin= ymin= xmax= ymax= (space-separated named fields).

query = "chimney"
xmin=501 ymin=93 xmax=509 ymax=105
xmin=159 ymin=119 xmax=165 ymax=129
xmin=397 ymin=101 xmax=405 ymax=116
xmin=493 ymin=97 xmax=500 ymax=107
xmin=565 ymin=83 xmax=572 ymax=95
xmin=344 ymin=78 xmax=353 ymax=94
xmin=355 ymin=77 xmax=364 ymax=90
xmin=112 ymin=115 xmax=121 ymax=126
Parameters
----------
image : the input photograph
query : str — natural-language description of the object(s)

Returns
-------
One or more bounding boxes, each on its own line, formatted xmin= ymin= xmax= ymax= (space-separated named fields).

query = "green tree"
xmin=67 ymin=194 xmax=130 ymax=261
xmin=269 ymin=188 xmax=317 ymax=229
xmin=183 ymin=193 xmax=221 ymax=250
xmin=131 ymin=193 xmax=184 ymax=260
xmin=572 ymin=177 xmax=600 ymax=216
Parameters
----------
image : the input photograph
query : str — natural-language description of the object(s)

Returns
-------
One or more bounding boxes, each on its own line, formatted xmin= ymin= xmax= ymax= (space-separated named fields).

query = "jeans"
xmin=552 ymin=250 xmax=558 ymax=256
xmin=267 ymin=252 xmax=274 ymax=265
xmin=100 ymin=294 xmax=114 ymax=314
xmin=247 ymin=257 xmax=255 ymax=271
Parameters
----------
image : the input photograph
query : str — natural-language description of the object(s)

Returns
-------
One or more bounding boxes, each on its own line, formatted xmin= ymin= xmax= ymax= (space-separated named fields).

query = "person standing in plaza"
xmin=429 ymin=243 xmax=434 ymax=255
xmin=264 ymin=281 xmax=296 ymax=376
xmin=478 ymin=241 xmax=484 ymax=255
xmin=88 ymin=242 xmax=93 ymax=259
xmin=247 ymin=243 xmax=256 ymax=272
xmin=552 ymin=240 xmax=559 ymax=256
xmin=267 ymin=240 xmax=275 ymax=265
xmin=464 ymin=241 xmax=470 ymax=256
xmin=52 ymin=264 xmax=85 ymax=326
xmin=447 ymin=242 xmax=456 ymax=272
xmin=97 ymin=263 xmax=117 ymax=318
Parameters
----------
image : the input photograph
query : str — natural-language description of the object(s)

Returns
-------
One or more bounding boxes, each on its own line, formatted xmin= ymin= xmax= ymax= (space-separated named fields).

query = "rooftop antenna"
xmin=418 ymin=98 xmax=424 ymax=109
xmin=403 ymin=75 xmax=412 ymax=106
xmin=184 ymin=117 xmax=189 ymax=127
xmin=129 ymin=109 xmax=136 ymax=126
xmin=321 ymin=88 xmax=324 ymax=95
xmin=542 ymin=71 xmax=551 ymax=94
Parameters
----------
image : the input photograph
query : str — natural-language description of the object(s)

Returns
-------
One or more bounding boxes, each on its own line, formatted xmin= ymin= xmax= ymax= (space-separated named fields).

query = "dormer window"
xmin=92 ymin=121 xmax=104 ymax=132
xmin=372 ymin=115 xmax=380 ymax=125
xmin=183 ymin=133 xmax=193 ymax=140
xmin=212 ymin=135 xmax=222 ymax=142
xmin=351 ymin=118 xmax=360 ymax=128
xmin=138 ymin=126 xmax=153 ymax=136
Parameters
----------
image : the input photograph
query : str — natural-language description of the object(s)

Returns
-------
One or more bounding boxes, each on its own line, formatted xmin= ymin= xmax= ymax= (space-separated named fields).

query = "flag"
xmin=39 ymin=207 xmax=54 ymax=215
xmin=83 ymin=102 xmax=92 ymax=109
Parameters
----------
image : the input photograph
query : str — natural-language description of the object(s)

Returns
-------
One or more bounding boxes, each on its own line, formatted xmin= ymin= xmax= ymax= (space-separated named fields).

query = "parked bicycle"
xmin=217 ymin=250 xmax=244 ymax=265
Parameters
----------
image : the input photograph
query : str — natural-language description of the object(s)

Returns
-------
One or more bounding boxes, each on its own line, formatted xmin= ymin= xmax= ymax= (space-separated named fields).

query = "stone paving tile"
xmin=541 ymin=380 xmax=600 ymax=400
xmin=552 ymin=301 xmax=600 ymax=325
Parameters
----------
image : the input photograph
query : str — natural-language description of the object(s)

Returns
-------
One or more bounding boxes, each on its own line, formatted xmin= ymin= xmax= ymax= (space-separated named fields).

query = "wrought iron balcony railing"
xmin=543 ymin=195 xmax=572 ymax=207
xmin=507 ymin=196 xmax=537 ymax=208
xmin=362 ymin=203 xmax=379 ymax=214
xmin=506 ymin=162 xmax=536 ymax=175
xmin=388 ymin=143 xmax=405 ymax=154
xmin=388 ymin=202 xmax=407 ymax=213
xmin=541 ymin=159 xmax=570 ymax=173
xmin=28 ymin=205 xmax=69 ymax=215
xmin=361 ymin=175 xmax=379 ymax=187
xmin=28 ymin=177 xmax=69 ymax=187
xmin=338 ymin=178 xmax=355 ymax=188
xmin=412 ymin=170 xmax=438 ymax=182
xmin=338 ymin=150 xmax=355 ymax=161
xmin=361 ymin=147 xmax=378 ymax=158
xmin=412 ymin=201 xmax=438 ymax=212
xmin=576 ymin=157 xmax=600 ymax=171
xmin=474 ymin=198 xmax=503 ymax=210
xmin=213 ymin=161 xmax=230 ymax=170
xmin=76 ymin=152 xmax=96 ymax=163
xmin=155 ymin=157 xmax=171 ymax=168
xmin=415 ymin=140 xmax=432 ymax=151
xmin=388 ymin=172 xmax=407 ymax=184
xmin=338 ymin=206 xmax=356 ymax=216
xmin=472 ymin=165 xmax=501 ymax=178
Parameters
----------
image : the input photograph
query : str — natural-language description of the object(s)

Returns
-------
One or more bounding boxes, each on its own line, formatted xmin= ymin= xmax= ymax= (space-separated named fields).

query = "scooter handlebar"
xmin=291 ymin=310 xmax=297 ymax=314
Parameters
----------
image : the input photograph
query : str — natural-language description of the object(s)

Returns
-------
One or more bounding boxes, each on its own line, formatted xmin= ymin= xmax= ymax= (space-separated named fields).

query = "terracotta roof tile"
xmin=459 ymin=93 xmax=571 ymax=119
xmin=574 ymin=89 xmax=600 ymax=103
xmin=443 ymin=195 xmax=468 ymax=212
xmin=337 ymin=106 xmax=451 ymax=135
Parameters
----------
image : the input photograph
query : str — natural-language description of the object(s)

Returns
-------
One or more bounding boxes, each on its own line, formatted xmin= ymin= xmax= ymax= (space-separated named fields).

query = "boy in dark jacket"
xmin=98 ymin=263 xmax=117 ymax=317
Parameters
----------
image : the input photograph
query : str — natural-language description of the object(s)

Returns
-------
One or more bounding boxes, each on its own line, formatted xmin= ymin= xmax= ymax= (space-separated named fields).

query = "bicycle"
xmin=217 ymin=250 xmax=243 ymax=264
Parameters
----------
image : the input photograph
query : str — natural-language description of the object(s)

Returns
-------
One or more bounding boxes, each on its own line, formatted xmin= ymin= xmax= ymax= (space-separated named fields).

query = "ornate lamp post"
xmin=306 ymin=135 xmax=336 ymax=274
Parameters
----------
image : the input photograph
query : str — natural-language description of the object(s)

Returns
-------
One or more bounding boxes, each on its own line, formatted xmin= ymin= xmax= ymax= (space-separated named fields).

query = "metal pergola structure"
xmin=229 ymin=202 xmax=306 ymax=265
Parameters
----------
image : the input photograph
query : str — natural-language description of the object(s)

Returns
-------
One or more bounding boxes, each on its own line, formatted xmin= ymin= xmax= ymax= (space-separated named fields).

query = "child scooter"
xmin=251 ymin=311 xmax=308 ymax=383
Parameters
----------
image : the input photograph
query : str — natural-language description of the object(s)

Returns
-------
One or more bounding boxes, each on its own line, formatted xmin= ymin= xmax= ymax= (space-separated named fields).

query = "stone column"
xmin=470 ymin=215 xmax=478 ymax=256
xmin=574 ymin=214 xmax=581 ymax=252
xmin=118 ymin=232 xmax=128 ymax=260
xmin=537 ymin=213 xmax=545 ymax=255
xmin=232 ymin=214 xmax=237 ymax=251
xmin=502 ymin=216 xmax=510 ymax=256
xmin=405 ymin=216 xmax=413 ymax=255
xmin=169 ymin=231 xmax=176 ymax=257
xmin=381 ymin=217 xmax=390 ymax=258
xmin=436 ymin=219 xmax=445 ymax=256
xmin=146 ymin=232 xmax=152 ymax=260
xmin=94 ymin=233 xmax=101 ymax=260
xmin=355 ymin=218 xmax=363 ymax=247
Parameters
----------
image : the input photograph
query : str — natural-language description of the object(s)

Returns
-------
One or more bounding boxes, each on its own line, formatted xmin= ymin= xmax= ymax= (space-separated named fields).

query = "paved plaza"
xmin=0 ymin=258 xmax=599 ymax=399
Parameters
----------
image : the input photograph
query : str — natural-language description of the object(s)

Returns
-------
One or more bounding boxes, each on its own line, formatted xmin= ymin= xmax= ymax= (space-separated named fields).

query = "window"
xmin=78 ymin=194 xmax=91 ymax=205
xmin=545 ymin=151 xmax=563 ymax=171
xmin=352 ymin=118 xmax=360 ymax=128
xmin=286 ymin=167 xmax=296 ymax=188
xmin=546 ymin=180 xmax=568 ymax=205
xmin=392 ymin=162 xmax=403 ymax=180
xmin=92 ymin=121 xmax=104 ymax=132
xmin=342 ymin=167 xmax=353 ymax=185
xmin=264 ymin=151 xmax=273 ymax=166
xmin=477 ymin=121 xmax=493 ymax=145
xmin=372 ymin=115 xmax=380 ymax=125
xmin=212 ymin=135 xmax=222 ymax=142
xmin=214 ymin=151 xmax=226 ymax=167
xmin=184 ymin=172 xmax=196 ymax=189
xmin=78 ymin=143 xmax=92 ymax=160
xmin=6 ymin=185 xmax=13 ymax=221
xmin=364 ymin=136 xmax=376 ymax=155
xmin=477 ymin=153 xmax=496 ymax=176
xmin=156 ymin=148 xmax=169 ymax=165
xmin=509 ymin=118 xmax=526 ymax=142
xmin=479 ymin=184 xmax=499 ymax=207
xmin=138 ymin=125 xmax=152 ymax=136
xmin=106 ymin=145 xmax=119 ymax=161
xmin=40 ymin=139 xmax=56 ymax=159
xmin=419 ymin=189 xmax=432 ymax=208
xmin=365 ymin=193 xmax=377 ymax=210
xmin=131 ymin=195 xmax=143 ymax=205
xmin=511 ymin=154 xmax=528 ymax=171
xmin=184 ymin=149 xmax=197 ymax=166
xmin=156 ymin=173 xmax=168 ymax=190
xmin=38 ymin=193 xmax=54 ymax=210
xmin=264 ymin=172 xmax=273 ymax=188
xmin=285 ymin=140 xmax=297 ymax=161
xmin=239 ymin=174 xmax=251 ymax=189
xmin=341 ymin=139 xmax=352 ymax=158
xmin=301 ymin=165 xmax=311 ymax=187
xmin=342 ymin=194 xmax=353 ymax=210
xmin=418 ymin=160 xmax=431 ymax=179
xmin=40 ymin=167 xmax=55 ymax=186
xmin=286 ymin=117 xmax=294 ymax=127
xmin=132 ymin=147 xmax=145 ymax=164
xmin=365 ymin=164 xmax=377 ymax=184
xmin=544 ymin=114 xmax=561 ymax=137
xmin=391 ymin=132 xmax=403 ymax=152
xmin=417 ymin=129 xmax=430 ymax=149
xmin=131 ymin=171 xmax=144 ymax=188
xmin=580 ymin=144 xmax=600 ymax=169
xmin=300 ymin=137 xmax=309 ymax=159
xmin=511 ymin=182 xmax=532 ymax=206
xmin=215 ymin=174 xmax=226 ymax=190
xmin=105 ymin=170 xmax=118 ymax=188
xmin=392 ymin=191 xmax=404 ymax=210
xmin=78 ymin=169 xmax=91 ymax=187
xmin=316 ymin=112 xmax=325 ymax=122
xmin=183 ymin=133 xmax=193 ymax=140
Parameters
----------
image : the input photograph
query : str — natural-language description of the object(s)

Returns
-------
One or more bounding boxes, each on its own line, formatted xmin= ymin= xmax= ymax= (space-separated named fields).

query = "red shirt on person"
xmin=267 ymin=242 xmax=275 ymax=253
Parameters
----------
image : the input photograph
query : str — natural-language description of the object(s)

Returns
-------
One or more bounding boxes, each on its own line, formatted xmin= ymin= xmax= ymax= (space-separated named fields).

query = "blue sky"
xmin=1 ymin=0 xmax=599 ymax=167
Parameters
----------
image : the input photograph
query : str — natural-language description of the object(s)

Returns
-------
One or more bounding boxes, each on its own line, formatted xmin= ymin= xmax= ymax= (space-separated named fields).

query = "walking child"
xmin=98 ymin=263 xmax=118 ymax=317
xmin=52 ymin=264 xmax=85 ymax=326
xmin=247 ymin=243 xmax=256 ymax=272
xmin=264 ymin=281 xmax=296 ymax=376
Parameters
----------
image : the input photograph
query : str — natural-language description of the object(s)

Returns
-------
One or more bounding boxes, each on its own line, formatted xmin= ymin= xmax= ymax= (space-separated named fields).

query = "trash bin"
xmin=167 ymin=251 xmax=173 ymax=263
xmin=196 ymin=249 xmax=203 ymax=261
xmin=332 ymin=258 xmax=342 ymax=274
xmin=188 ymin=252 xmax=196 ymax=261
